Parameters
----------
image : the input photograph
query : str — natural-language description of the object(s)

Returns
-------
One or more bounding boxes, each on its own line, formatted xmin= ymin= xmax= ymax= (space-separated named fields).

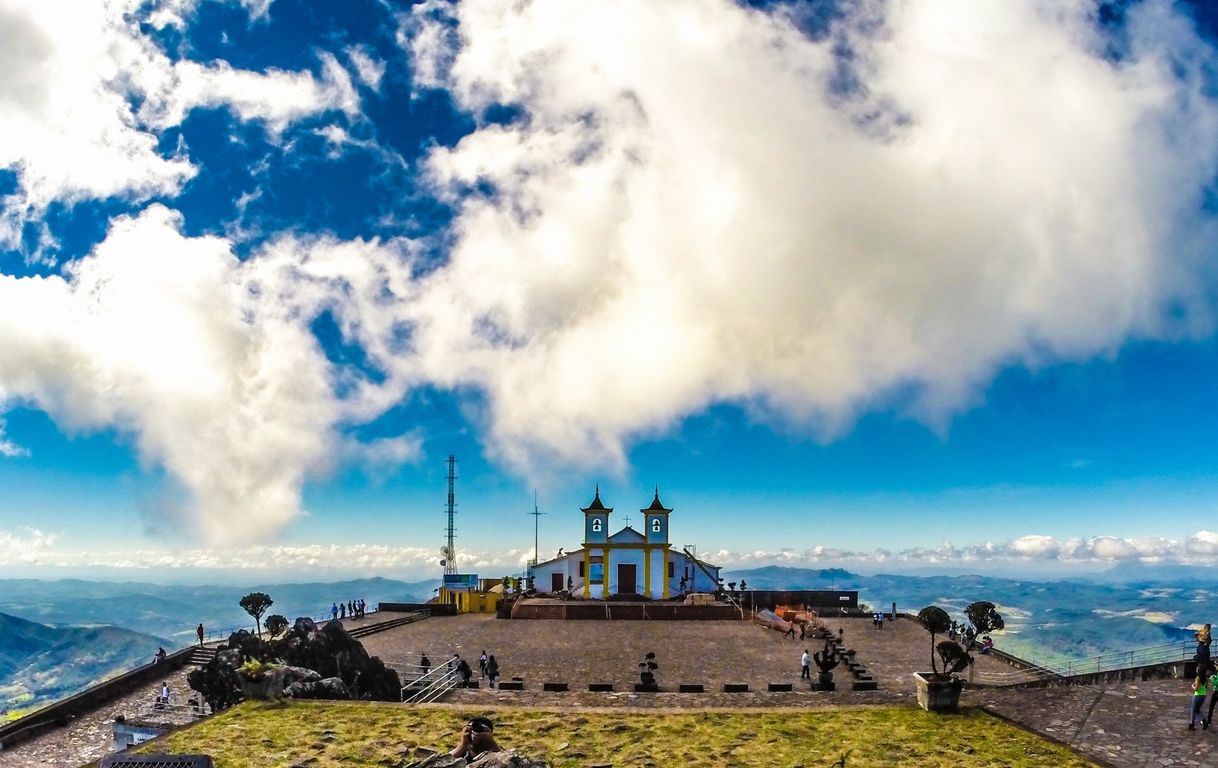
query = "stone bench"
xmin=497 ymin=681 xmax=524 ymax=691
xmin=678 ymin=684 xmax=704 ymax=693
xmin=767 ymin=683 xmax=793 ymax=692
xmin=852 ymin=679 xmax=878 ymax=691
xmin=542 ymin=682 xmax=568 ymax=692
xmin=587 ymin=683 xmax=614 ymax=692
xmin=722 ymin=683 xmax=749 ymax=693
xmin=634 ymin=683 xmax=659 ymax=692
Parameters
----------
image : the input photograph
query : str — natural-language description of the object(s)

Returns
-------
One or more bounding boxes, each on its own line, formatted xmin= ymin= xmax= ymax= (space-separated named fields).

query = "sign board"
xmin=443 ymin=573 xmax=479 ymax=589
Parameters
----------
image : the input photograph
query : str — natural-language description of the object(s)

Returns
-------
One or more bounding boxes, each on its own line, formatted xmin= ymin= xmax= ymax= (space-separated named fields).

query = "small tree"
xmin=917 ymin=606 xmax=953 ymax=676
xmin=264 ymin=614 xmax=289 ymax=638
xmin=239 ymin=592 xmax=274 ymax=638
xmin=965 ymin=601 xmax=1005 ymax=647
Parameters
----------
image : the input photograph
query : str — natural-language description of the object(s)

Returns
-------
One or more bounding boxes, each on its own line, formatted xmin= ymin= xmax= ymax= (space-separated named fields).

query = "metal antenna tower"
xmin=528 ymin=490 xmax=546 ymax=567
xmin=443 ymin=455 xmax=457 ymax=576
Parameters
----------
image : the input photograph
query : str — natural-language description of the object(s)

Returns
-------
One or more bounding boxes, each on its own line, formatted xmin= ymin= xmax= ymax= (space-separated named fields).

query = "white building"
xmin=529 ymin=487 xmax=721 ymax=599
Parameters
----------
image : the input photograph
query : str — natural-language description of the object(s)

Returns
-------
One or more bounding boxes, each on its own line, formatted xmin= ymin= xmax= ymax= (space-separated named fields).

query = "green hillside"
xmin=0 ymin=611 xmax=168 ymax=713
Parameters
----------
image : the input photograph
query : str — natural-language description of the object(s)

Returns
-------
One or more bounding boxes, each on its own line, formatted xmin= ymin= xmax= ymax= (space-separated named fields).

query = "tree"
xmin=965 ymin=601 xmax=1005 ymax=645
xmin=240 ymin=592 xmax=274 ymax=638
xmin=264 ymin=614 xmax=289 ymax=638
xmin=917 ymin=606 xmax=952 ymax=676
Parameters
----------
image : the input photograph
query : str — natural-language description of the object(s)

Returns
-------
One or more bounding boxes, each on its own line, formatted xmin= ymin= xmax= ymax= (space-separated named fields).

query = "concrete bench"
xmin=678 ymin=684 xmax=704 ymax=693
xmin=852 ymin=680 xmax=878 ymax=691
xmin=542 ymin=682 xmax=568 ymax=692
xmin=722 ymin=683 xmax=749 ymax=693
xmin=634 ymin=683 xmax=659 ymax=692
xmin=767 ymin=683 xmax=793 ymax=692
xmin=588 ymin=683 xmax=614 ymax=692
xmin=497 ymin=681 xmax=524 ymax=691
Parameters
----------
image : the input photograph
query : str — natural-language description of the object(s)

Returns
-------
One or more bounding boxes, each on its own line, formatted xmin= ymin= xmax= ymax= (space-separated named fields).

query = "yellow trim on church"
xmin=644 ymin=546 xmax=651 ymax=595
xmin=583 ymin=549 xmax=591 ymax=599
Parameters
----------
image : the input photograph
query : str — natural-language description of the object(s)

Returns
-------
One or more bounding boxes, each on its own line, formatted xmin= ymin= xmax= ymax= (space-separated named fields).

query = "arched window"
xmin=591 ymin=518 xmax=602 ymax=533
xmin=651 ymin=518 xmax=662 ymax=533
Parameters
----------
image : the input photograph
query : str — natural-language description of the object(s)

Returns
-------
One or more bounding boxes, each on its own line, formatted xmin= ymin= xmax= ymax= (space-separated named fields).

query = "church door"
xmin=617 ymin=564 xmax=637 ymax=595
xmin=551 ymin=573 xmax=564 ymax=592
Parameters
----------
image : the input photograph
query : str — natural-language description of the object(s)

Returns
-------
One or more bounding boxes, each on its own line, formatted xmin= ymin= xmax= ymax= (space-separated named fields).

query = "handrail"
xmin=972 ymin=638 xmax=1195 ymax=686
xmin=400 ymin=663 xmax=463 ymax=704
xmin=198 ymin=608 xmax=381 ymax=644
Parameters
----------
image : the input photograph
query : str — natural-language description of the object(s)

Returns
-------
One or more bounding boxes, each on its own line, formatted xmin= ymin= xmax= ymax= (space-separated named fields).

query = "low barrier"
xmin=0 ymin=647 xmax=194 ymax=751
xmin=510 ymin=601 xmax=740 ymax=620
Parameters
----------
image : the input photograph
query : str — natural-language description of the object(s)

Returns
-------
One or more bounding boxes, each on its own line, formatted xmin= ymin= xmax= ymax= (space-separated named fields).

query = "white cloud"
xmin=0 ymin=528 xmax=57 ymax=562
xmin=347 ymin=45 xmax=386 ymax=92
xmin=0 ymin=0 xmax=362 ymax=250
xmin=0 ymin=207 xmax=343 ymax=543
xmin=0 ymin=417 xmax=25 ymax=457
xmin=401 ymin=0 xmax=1218 ymax=474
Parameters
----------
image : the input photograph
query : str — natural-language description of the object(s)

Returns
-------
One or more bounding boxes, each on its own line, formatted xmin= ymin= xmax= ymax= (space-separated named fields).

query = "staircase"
xmin=399 ymin=664 xmax=464 ymax=704
xmin=348 ymin=611 xmax=429 ymax=639
xmin=187 ymin=646 xmax=217 ymax=666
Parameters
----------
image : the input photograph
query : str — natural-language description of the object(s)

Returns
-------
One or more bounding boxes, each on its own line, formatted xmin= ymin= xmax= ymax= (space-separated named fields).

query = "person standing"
xmin=196 ymin=623 xmax=205 ymax=647
xmin=479 ymin=650 xmax=489 ymax=679
xmin=331 ymin=602 xmax=338 ymax=620
xmin=1206 ymin=666 xmax=1218 ymax=729
xmin=800 ymin=649 xmax=811 ymax=680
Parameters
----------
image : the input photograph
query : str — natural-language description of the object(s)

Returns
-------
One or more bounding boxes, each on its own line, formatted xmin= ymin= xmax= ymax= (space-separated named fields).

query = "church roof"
xmin=643 ymin=486 xmax=671 ymax=513
xmin=581 ymin=484 xmax=612 ymax=512
xmin=608 ymin=526 xmax=645 ymax=543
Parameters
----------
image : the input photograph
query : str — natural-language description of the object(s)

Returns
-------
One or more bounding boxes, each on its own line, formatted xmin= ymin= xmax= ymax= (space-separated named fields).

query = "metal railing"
xmin=971 ymin=639 xmax=1195 ymax=686
xmin=396 ymin=662 xmax=463 ymax=704
xmin=196 ymin=607 xmax=381 ymax=645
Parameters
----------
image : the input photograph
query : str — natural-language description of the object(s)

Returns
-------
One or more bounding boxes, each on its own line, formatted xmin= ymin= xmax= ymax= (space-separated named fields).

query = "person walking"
xmin=1206 ymin=666 xmax=1218 ymax=729
xmin=196 ymin=623 xmax=205 ymax=647
xmin=800 ymin=649 xmax=811 ymax=680
xmin=479 ymin=650 xmax=489 ymax=679
xmin=1190 ymin=673 xmax=1209 ymax=730
xmin=486 ymin=655 xmax=500 ymax=689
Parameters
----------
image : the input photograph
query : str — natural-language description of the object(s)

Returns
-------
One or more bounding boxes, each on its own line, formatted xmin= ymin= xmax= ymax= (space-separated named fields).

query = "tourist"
xmin=979 ymin=636 xmax=994 ymax=654
xmin=1206 ymin=666 xmax=1218 ymax=729
xmin=486 ymin=655 xmax=500 ymax=688
xmin=800 ymin=649 xmax=810 ymax=680
xmin=332 ymin=602 xmax=338 ymax=620
xmin=457 ymin=657 xmax=474 ymax=687
xmin=799 ymin=623 xmax=806 ymax=640
xmin=448 ymin=716 xmax=502 ymax=760
xmin=1197 ymin=623 xmax=1213 ymax=671
xmin=420 ymin=653 xmax=432 ymax=676
xmin=154 ymin=647 xmax=167 ymax=664
xmin=784 ymin=623 xmax=796 ymax=639
xmin=877 ymin=613 xmax=884 ymax=630
xmin=1190 ymin=674 xmax=1209 ymax=730
xmin=196 ymin=623 xmax=205 ymax=647
xmin=340 ymin=603 xmax=346 ymax=620
xmin=479 ymin=650 xmax=488 ymax=678
xmin=450 ymin=653 xmax=461 ymax=671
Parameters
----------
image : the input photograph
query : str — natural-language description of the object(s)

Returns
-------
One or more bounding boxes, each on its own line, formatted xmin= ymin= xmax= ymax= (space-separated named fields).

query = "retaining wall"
xmin=511 ymin=601 xmax=741 ymax=620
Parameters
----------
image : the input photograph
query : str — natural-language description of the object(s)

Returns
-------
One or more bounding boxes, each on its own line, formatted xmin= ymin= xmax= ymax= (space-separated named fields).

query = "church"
xmin=529 ymin=487 xmax=722 ymax=599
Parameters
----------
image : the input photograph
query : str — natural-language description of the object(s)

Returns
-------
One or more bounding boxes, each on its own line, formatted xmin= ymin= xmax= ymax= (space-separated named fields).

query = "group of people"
xmin=871 ymin=612 xmax=885 ymax=629
xmin=331 ymin=599 xmax=367 ymax=621
xmin=416 ymin=651 xmax=501 ymax=688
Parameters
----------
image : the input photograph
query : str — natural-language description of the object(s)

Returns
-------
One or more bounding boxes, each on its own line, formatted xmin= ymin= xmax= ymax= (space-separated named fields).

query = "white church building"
xmin=529 ymin=487 xmax=722 ymax=600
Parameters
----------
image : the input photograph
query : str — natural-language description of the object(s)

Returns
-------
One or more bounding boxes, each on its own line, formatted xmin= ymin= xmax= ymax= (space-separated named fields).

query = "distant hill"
xmin=0 ymin=576 xmax=438 ymax=648
xmin=0 ymin=611 xmax=168 ymax=713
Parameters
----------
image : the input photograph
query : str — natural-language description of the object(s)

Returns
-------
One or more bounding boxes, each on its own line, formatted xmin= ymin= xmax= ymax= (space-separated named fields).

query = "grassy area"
xmin=140 ymin=701 xmax=1099 ymax=767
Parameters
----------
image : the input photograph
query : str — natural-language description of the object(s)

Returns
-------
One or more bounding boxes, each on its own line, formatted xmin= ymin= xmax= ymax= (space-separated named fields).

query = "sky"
xmin=3 ymin=0 xmax=1218 ymax=583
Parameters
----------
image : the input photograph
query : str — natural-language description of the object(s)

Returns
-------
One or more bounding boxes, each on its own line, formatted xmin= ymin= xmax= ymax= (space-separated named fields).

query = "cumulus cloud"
xmin=0 ymin=0 xmax=362 ymax=250
xmin=0 ymin=206 xmax=420 ymax=543
xmin=401 ymin=0 xmax=1218 ymax=472
xmin=0 ymin=528 xmax=58 ymax=563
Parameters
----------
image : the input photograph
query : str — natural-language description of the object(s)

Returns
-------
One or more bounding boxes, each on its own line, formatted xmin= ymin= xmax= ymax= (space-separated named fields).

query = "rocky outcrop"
xmin=403 ymin=750 xmax=550 ymax=768
xmin=188 ymin=618 xmax=400 ymax=705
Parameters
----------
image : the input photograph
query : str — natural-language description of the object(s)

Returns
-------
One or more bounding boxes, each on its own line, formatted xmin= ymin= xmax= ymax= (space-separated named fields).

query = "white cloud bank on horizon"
xmin=5 ymin=529 xmax=1218 ymax=578
xmin=0 ymin=0 xmax=360 ymax=251
xmin=3 ymin=0 xmax=1218 ymax=544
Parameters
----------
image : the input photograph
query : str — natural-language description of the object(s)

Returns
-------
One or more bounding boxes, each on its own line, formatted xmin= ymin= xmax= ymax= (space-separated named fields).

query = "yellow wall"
xmin=454 ymin=591 xmax=501 ymax=614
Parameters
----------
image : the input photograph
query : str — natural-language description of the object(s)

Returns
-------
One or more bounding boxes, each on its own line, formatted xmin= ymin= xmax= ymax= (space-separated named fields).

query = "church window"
xmin=579 ymin=561 xmax=585 ymax=577
xmin=651 ymin=518 xmax=661 ymax=533
xmin=592 ymin=518 xmax=602 ymax=533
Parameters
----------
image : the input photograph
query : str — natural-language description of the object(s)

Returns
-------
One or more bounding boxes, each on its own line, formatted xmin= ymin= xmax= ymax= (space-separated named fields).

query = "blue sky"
xmin=3 ymin=0 xmax=1218 ymax=582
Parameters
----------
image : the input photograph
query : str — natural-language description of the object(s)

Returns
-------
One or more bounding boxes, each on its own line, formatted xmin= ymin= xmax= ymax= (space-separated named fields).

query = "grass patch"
xmin=139 ymin=701 xmax=1098 ymax=767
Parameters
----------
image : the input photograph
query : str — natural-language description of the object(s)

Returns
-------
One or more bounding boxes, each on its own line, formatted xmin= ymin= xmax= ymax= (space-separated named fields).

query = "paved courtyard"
xmin=3 ymin=611 xmax=1212 ymax=767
